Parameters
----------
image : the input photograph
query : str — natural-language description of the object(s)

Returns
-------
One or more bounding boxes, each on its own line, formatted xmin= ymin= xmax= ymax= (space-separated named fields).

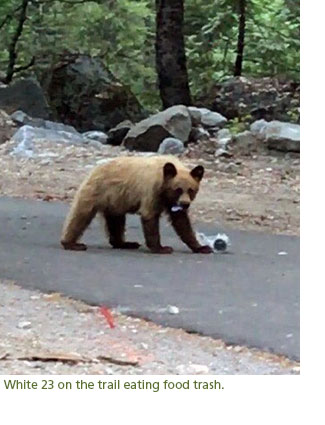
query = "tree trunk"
xmin=234 ymin=0 xmax=246 ymax=77
xmin=4 ymin=0 xmax=30 ymax=84
xmin=155 ymin=0 xmax=191 ymax=108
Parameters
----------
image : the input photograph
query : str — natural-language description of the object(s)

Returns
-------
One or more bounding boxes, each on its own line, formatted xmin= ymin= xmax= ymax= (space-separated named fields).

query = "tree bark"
xmin=234 ymin=0 xmax=246 ymax=77
xmin=155 ymin=0 xmax=191 ymax=108
xmin=4 ymin=0 xmax=30 ymax=84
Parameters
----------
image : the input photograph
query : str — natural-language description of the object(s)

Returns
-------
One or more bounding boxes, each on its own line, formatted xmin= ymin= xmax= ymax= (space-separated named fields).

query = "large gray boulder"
xmin=251 ymin=120 xmax=300 ymax=152
xmin=44 ymin=54 xmax=145 ymax=132
xmin=0 ymin=78 xmax=51 ymax=119
xmin=106 ymin=120 xmax=133 ymax=146
xmin=11 ymin=110 xmax=78 ymax=133
xmin=123 ymin=105 xmax=192 ymax=152
xmin=11 ymin=124 xmax=98 ymax=157
xmin=188 ymin=107 xmax=227 ymax=128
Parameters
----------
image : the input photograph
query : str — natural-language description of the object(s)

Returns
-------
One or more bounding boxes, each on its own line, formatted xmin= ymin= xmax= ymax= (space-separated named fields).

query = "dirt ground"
xmin=0 ymin=138 xmax=299 ymax=235
xmin=0 ymin=280 xmax=299 ymax=375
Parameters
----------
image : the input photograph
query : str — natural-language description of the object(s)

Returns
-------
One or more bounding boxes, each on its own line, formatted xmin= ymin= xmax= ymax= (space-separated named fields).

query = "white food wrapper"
xmin=196 ymin=232 xmax=230 ymax=253
xmin=171 ymin=205 xmax=184 ymax=212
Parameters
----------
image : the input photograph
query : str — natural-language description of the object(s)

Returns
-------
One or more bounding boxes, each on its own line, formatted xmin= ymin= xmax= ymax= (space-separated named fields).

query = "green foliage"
xmin=286 ymin=108 xmax=300 ymax=123
xmin=184 ymin=0 xmax=300 ymax=99
xmin=226 ymin=116 xmax=251 ymax=134
xmin=0 ymin=0 xmax=299 ymax=110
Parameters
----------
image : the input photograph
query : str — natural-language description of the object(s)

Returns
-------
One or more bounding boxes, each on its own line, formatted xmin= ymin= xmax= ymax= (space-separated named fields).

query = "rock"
xmin=223 ymin=162 xmax=239 ymax=173
xmin=166 ymin=305 xmax=180 ymax=315
xmin=250 ymin=119 xmax=300 ymax=152
xmin=188 ymin=126 xmax=210 ymax=143
xmin=106 ymin=120 xmax=133 ymax=146
xmin=87 ymin=140 xmax=104 ymax=149
xmin=214 ymin=148 xmax=232 ymax=158
xmin=215 ymin=128 xmax=232 ymax=148
xmin=201 ymin=111 xmax=227 ymax=128
xmin=0 ymin=109 xmax=16 ymax=144
xmin=39 ymin=159 xmax=53 ymax=166
xmin=188 ymin=364 xmax=209 ymax=374
xmin=188 ymin=107 xmax=202 ymax=125
xmin=82 ymin=131 xmax=108 ymax=144
xmin=123 ymin=105 xmax=192 ymax=152
xmin=0 ymin=78 xmax=51 ymax=118
xmin=206 ymin=127 xmax=223 ymax=137
xmin=250 ymin=119 xmax=268 ymax=134
xmin=17 ymin=321 xmax=32 ymax=330
xmin=188 ymin=106 xmax=227 ymax=128
xmin=11 ymin=110 xmax=78 ymax=133
xmin=11 ymin=125 xmax=90 ymax=157
xmin=176 ymin=364 xmax=209 ymax=374
xmin=11 ymin=126 xmax=35 ymax=157
xmin=10 ymin=110 xmax=32 ymax=125
xmin=209 ymin=76 xmax=300 ymax=122
xmin=44 ymin=53 xmax=145 ymax=132
xmin=233 ymin=131 xmax=258 ymax=154
xmin=262 ymin=121 xmax=300 ymax=153
xmin=115 ymin=119 xmax=133 ymax=129
xmin=158 ymin=138 xmax=185 ymax=155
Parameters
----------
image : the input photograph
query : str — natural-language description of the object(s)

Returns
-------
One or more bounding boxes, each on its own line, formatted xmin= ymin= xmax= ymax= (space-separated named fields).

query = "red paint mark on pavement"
xmin=99 ymin=306 xmax=115 ymax=329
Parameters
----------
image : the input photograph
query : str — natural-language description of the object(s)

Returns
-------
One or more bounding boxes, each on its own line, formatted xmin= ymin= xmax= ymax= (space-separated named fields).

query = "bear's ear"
xmin=190 ymin=165 xmax=204 ymax=182
xmin=163 ymin=162 xmax=177 ymax=179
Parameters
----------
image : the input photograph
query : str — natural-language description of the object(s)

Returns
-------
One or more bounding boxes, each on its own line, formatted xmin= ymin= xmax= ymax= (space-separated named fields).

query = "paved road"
xmin=0 ymin=197 xmax=300 ymax=359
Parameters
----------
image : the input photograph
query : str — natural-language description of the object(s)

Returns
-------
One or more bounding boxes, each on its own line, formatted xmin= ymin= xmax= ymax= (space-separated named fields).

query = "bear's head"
xmin=161 ymin=162 xmax=204 ymax=212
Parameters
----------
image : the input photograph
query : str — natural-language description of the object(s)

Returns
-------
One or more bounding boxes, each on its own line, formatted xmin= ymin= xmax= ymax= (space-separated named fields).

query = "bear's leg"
xmin=169 ymin=211 xmax=213 ymax=254
xmin=104 ymin=213 xmax=140 ymax=249
xmin=141 ymin=215 xmax=173 ymax=254
xmin=61 ymin=200 xmax=97 ymax=251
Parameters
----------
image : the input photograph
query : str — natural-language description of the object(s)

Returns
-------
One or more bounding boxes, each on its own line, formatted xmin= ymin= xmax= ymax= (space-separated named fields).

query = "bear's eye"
xmin=175 ymin=188 xmax=183 ymax=196
xmin=188 ymin=188 xmax=195 ymax=198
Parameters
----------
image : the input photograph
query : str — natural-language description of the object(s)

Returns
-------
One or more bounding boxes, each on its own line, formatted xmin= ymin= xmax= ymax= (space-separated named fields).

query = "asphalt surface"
xmin=0 ymin=197 xmax=300 ymax=359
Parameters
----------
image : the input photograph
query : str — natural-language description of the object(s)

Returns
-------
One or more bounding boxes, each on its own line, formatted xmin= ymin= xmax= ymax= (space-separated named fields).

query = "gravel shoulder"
xmin=0 ymin=280 xmax=299 ymax=375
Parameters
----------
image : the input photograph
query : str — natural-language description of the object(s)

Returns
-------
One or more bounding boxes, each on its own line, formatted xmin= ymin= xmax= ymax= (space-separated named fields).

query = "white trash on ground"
xmin=167 ymin=305 xmax=180 ymax=315
xmin=196 ymin=232 xmax=230 ymax=253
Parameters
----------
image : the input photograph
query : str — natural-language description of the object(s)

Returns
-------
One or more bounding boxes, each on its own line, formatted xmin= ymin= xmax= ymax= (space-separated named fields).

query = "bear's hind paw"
xmin=150 ymin=246 xmax=174 ymax=254
xmin=61 ymin=242 xmax=88 ymax=251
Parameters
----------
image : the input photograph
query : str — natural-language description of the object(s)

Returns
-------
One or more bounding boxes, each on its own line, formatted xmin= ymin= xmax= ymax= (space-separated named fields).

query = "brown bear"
xmin=61 ymin=155 xmax=213 ymax=254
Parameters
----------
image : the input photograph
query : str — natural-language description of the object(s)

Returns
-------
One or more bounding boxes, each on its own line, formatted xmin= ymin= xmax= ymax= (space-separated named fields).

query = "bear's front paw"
xmin=193 ymin=245 xmax=213 ymax=254
xmin=151 ymin=246 xmax=174 ymax=254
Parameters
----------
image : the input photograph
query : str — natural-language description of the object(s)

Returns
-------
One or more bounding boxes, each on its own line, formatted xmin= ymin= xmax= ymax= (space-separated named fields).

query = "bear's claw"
xmin=193 ymin=245 xmax=213 ymax=254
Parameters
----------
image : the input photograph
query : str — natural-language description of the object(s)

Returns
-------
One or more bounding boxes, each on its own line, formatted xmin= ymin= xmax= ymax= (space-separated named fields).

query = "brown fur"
xmin=61 ymin=155 xmax=212 ymax=254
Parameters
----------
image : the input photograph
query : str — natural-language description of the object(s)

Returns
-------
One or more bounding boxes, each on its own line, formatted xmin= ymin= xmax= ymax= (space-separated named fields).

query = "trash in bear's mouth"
xmin=170 ymin=205 xmax=184 ymax=212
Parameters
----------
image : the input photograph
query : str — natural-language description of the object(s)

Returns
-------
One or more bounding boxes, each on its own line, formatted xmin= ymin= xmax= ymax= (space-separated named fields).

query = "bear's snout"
xmin=179 ymin=201 xmax=190 ymax=210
